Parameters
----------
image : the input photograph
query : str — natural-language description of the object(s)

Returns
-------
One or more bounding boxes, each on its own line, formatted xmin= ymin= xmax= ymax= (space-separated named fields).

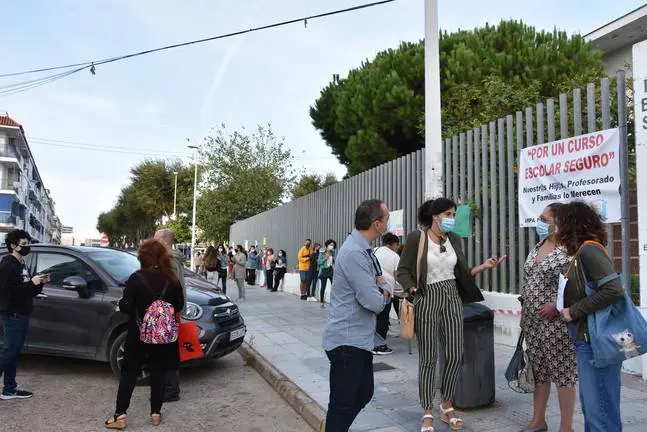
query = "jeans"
xmin=307 ymin=269 xmax=318 ymax=297
xmin=0 ymin=314 xmax=30 ymax=394
xmin=569 ymin=324 xmax=623 ymax=431
xmin=325 ymin=346 xmax=374 ymax=432
xmin=217 ymin=271 xmax=227 ymax=294
xmin=320 ymin=276 xmax=332 ymax=303
xmin=265 ymin=270 xmax=274 ymax=291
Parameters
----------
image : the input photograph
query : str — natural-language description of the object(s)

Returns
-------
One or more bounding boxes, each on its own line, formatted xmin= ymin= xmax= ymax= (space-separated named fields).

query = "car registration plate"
xmin=229 ymin=328 xmax=245 ymax=342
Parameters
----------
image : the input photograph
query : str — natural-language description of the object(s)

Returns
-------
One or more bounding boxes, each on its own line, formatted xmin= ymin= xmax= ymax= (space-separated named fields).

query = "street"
xmin=0 ymin=352 xmax=310 ymax=432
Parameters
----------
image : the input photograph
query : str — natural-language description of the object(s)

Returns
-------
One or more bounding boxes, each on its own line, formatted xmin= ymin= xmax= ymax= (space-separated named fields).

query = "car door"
xmin=26 ymin=251 xmax=108 ymax=359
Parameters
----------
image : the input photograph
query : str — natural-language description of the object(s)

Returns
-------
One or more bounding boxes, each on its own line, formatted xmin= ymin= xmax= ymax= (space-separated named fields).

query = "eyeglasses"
xmin=439 ymin=236 xmax=447 ymax=253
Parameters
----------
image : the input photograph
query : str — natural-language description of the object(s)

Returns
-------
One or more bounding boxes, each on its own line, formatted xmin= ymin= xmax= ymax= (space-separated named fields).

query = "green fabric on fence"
xmin=452 ymin=204 xmax=471 ymax=238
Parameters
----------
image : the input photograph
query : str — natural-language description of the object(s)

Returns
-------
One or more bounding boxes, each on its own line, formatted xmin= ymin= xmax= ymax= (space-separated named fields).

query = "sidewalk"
xmin=238 ymin=285 xmax=647 ymax=432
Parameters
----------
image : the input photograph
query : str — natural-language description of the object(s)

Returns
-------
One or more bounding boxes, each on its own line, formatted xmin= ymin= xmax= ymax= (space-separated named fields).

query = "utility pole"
xmin=188 ymin=142 xmax=199 ymax=270
xmin=172 ymin=171 xmax=178 ymax=220
xmin=424 ymin=0 xmax=443 ymax=199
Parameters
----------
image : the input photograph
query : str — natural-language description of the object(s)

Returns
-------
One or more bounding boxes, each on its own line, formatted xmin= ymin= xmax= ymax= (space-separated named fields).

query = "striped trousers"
xmin=414 ymin=279 xmax=463 ymax=409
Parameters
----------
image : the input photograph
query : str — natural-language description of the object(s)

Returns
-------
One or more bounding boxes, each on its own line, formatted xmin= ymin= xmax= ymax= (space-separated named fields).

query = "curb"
xmin=239 ymin=341 xmax=326 ymax=432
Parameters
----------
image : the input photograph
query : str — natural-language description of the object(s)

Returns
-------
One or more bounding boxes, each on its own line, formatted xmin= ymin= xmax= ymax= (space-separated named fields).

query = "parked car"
xmin=0 ymin=245 xmax=246 ymax=378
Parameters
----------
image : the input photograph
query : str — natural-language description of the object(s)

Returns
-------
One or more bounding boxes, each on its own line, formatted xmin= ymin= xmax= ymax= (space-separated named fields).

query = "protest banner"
xmin=518 ymin=128 xmax=621 ymax=227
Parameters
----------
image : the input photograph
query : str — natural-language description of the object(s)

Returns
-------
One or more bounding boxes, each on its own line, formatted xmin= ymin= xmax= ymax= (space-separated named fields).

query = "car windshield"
xmin=86 ymin=249 xmax=140 ymax=285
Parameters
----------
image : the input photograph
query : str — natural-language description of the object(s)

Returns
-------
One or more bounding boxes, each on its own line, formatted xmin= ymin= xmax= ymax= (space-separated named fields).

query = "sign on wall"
xmin=387 ymin=209 xmax=404 ymax=236
xmin=518 ymin=128 xmax=621 ymax=227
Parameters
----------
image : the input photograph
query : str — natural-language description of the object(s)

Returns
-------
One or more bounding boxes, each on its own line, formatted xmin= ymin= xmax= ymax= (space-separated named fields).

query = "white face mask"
xmin=327 ymin=244 xmax=334 ymax=251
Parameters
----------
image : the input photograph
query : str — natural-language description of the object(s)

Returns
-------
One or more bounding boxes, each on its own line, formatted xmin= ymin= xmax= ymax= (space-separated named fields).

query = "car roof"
xmin=19 ymin=244 xmax=125 ymax=254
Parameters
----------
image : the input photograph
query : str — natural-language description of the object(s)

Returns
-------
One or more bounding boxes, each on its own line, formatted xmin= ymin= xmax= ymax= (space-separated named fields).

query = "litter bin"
xmin=438 ymin=303 xmax=495 ymax=409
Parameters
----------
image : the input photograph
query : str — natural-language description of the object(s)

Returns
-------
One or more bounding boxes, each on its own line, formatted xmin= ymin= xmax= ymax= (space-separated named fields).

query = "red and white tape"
xmin=494 ymin=309 xmax=522 ymax=316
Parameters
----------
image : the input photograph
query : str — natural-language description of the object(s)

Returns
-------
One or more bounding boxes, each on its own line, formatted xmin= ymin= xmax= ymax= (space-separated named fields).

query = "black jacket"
xmin=0 ymin=254 xmax=42 ymax=315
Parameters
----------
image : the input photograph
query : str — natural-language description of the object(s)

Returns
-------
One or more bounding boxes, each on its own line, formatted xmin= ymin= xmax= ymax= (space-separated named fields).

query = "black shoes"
xmin=1 ymin=389 xmax=34 ymax=400
xmin=372 ymin=345 xmax=393 ymax=355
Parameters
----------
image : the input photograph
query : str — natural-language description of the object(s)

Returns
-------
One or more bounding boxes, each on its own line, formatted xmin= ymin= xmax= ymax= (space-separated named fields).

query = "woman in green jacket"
xmin=556 ymin=201 xmax=624 ymax=432
xmin=397 ymin=198 xmax=504 ymax=432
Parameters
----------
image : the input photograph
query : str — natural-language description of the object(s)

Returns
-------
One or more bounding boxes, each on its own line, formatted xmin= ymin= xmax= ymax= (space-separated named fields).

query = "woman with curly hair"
xmin=519 ymin=203 xmax=577 ymax=432
xmin=555 ymin=201 xmax=624 ymax=431
xmin=104 ymin=239 xmax=184 ymax=430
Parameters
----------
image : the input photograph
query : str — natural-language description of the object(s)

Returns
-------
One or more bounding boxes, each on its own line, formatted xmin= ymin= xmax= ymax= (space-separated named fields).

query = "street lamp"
xmin=172 ymin=171 xmax=178 ymax=220
xmin=188 ymin=143 xmax=199 ymax=270
xmin=424 ymin=0 xmax=442 ymax=199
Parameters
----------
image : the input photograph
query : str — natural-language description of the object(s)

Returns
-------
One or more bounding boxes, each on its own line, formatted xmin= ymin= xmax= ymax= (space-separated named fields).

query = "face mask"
xmin=439 ymin=217 xmax=455 ymax=233
xmin=218 ymin=248 xmax=223 ymax=252
xmin=327 ymin=244 xmax=334 ymax=251
xmin=305 ymin=243 xmax=311 ymax=248
xmin=535 ymin=220 xmax=550 ymax=238
xmin=17 ymin=246 xmax=31 ymax=256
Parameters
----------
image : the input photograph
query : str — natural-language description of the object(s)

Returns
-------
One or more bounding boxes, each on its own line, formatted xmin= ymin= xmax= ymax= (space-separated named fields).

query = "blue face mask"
xmin=439 ymin=217 xmax=455 ymax=233
xmin=536 ymin=220 xmax=550 ymax=237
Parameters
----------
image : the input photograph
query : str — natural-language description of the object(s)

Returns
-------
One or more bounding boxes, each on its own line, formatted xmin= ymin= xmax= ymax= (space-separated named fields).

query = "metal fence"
xmin=229 ymin=149 xmax=426 ymax=271
xmin=444 ymin=72 xmax=629 ymax=293
xmin=230 ymin=72 xmax=630 ymax=294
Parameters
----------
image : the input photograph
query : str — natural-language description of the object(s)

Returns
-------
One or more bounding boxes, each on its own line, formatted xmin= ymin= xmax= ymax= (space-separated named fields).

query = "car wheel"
xmin=108 ymin=331 xmax=150 ymax=384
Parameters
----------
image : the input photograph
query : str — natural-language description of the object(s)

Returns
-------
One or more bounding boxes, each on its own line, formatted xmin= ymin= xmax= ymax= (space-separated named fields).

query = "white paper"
xmin=557 ymin=274 xmax=568 ymax=312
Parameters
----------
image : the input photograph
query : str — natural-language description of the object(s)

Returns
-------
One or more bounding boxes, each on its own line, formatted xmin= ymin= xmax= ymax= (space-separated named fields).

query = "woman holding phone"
xmin=397 ymin=198 xmax=505 ymax=432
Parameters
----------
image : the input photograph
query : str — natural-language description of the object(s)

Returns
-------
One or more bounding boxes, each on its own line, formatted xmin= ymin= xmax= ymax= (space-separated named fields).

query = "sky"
xmin=0 ymin=0 xmax=644 ymax=241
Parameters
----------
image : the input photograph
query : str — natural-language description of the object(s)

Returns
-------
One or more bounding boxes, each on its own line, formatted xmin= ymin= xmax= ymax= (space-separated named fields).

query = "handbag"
xmin=177 ymin=315 xmax=205 ymax=362
xmin=505 ymin=331 xmax=535 ymax=393
xmin=400 ymin=229 xmax=425 ymax=340
xmin=576 ymin=242 xmax=647 ymax=368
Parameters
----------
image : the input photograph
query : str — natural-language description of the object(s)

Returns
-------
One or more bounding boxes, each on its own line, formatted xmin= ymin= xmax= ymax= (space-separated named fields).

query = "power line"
xmin=0 ymin=0 xmax=396 ymax=97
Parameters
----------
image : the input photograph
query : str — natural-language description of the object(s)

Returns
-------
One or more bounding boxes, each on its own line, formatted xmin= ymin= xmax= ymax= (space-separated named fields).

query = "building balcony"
xmin=0 ymin=150 xmax=21 ymax=166
xmin=0 ymin=213 xmax=16 ymax=226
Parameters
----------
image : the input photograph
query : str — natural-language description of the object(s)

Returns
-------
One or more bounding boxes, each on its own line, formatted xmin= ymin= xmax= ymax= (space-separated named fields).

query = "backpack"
xmin=137 ymin=274 xmax=178 ymax=345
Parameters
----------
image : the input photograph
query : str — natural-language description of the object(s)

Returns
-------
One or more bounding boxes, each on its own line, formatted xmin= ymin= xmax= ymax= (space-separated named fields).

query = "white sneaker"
xmin=307 ymin=297 xmax=317 ymax=302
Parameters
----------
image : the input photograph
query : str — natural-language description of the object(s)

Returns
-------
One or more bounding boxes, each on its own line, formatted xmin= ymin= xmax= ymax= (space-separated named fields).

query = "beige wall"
xmin=602 ymin=46 xmax=634 ymax=77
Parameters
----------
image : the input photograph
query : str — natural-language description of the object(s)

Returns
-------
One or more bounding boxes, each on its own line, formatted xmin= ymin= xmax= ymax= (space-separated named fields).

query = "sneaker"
xmin=307 ymin=297 xmax=317 ymax=302
xmin=1 ymin=389 xmax=33 ymax=400
xmin=372 ymin=345 xmax=393 ymax=355
xmin=300 ymin=295 xmax=307 ymax=301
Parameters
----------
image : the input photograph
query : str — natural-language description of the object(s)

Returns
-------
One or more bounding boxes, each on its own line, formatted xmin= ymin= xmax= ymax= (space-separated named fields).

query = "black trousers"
xmin=246 ymin=269 xmax=256 ymax=285
xmin=115 ymin=347 xmax=167 ymax=415
xmin=274 ymin=268 xmax=286 ymax=291
xmin=164 ymin=369 xmax=180 ymax=398
xmin=391 ymin=297 xmax=401 ymax=319
xmin=375 ymin=300 xmax=391 ymax=342
xmin=325 ymin=346 xmax=374 ymax=432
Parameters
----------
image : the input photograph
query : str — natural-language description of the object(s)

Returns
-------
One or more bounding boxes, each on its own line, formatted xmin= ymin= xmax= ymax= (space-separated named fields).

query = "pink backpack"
xmin=138 ymin=277 xmax=178 ymax=345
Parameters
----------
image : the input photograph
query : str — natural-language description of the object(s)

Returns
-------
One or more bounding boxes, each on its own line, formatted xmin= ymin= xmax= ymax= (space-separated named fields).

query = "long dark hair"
xmin=203 ymin=245 xmax=218 ymax=268
xmin=138 ymin=239 xmax=179 ymax=286
xmin=554 ymin=201 xmax=607 ymax=256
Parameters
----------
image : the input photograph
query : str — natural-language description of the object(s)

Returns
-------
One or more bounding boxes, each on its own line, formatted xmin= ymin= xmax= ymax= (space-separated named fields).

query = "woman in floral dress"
xmin=520 ymin=203 xmax=577 ymax=432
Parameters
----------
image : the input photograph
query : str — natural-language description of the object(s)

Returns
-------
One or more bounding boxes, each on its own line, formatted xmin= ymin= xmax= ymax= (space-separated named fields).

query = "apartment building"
xmin=0 ymin=114 xmax=62 ymax=245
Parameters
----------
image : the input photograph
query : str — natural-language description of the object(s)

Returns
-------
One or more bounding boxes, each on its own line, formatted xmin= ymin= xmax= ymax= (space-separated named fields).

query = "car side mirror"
xmin=62 ymin=276 xmax=91 ymax=298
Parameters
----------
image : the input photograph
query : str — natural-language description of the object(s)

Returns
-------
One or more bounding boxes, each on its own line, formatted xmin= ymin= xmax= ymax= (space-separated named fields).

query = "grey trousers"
xmin=414 ymin=279 xmax=463 ymax=409
xmin=235 ymin=278 xmax=245 ymax=300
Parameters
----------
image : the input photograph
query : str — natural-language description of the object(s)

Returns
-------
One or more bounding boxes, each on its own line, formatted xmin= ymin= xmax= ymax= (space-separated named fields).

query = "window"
xmin=35 ymin=253 xmax=101 ymax=290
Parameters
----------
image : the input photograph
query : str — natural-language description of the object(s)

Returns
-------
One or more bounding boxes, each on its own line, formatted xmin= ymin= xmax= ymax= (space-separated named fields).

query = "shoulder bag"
xmin=400 ymin=229 xmax=425 ymax=340
xmin=575 ymin=241 xmax=647 ymax=368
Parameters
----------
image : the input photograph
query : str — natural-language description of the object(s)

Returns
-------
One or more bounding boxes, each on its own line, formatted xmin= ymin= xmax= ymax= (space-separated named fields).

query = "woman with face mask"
xmin=273 ymin=250 xmax=288 ymax=292
xmin=317 ymin=239 xmax=336 ymax=307
xmin=216 ymin=245 xmax=229 ymax=294
xmin=396 ymin=198 xmax=504 ymax=432
xmin=519 ymin=203 xmax=577 ymax=432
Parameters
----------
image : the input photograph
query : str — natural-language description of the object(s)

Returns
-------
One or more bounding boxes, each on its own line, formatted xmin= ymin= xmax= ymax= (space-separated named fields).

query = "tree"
xmin=291 ymin=173 xmax=338 ymax=200
xmin=96 ymin=159 xmax=198 ymax=247
xmin=197 ymin=124 xmax=295 ymax=241
xmin=159 ymin=215 xmax=192 ymax=244
xmin=310 ymin=20 xmax=605 ymax=175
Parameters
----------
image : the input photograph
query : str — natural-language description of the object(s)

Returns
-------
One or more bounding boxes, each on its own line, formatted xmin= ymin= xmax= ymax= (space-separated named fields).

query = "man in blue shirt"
xmin=322 ymin=199 xmax=392 ymax=432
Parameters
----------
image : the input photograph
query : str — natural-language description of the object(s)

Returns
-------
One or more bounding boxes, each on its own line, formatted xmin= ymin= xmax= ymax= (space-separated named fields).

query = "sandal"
xmin=105 ymin=414 xmax=127 ymax=430
xmin=439 ymin=404 xmax=464 ymax=430
xmin=421 ymin=413 xmax=434 ymax=432
xmin=151 ymin=413 xmax=162 ymax=426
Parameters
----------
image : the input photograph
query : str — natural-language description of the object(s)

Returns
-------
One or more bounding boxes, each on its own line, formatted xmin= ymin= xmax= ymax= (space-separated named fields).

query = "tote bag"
xmin=578 ymin=250 xmax=647 ymax=368
xmin=504 ymin=331 xmax=535 ymax=393
xmin=400 ymin=230 xmax=425 ymax=340
xmin=177 ymin=316 xmax=205 ymax=362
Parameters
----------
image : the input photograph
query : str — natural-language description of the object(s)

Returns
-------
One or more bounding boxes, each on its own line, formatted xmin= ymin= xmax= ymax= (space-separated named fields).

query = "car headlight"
xmin=181 ymin=302 xmax=203 ymax=320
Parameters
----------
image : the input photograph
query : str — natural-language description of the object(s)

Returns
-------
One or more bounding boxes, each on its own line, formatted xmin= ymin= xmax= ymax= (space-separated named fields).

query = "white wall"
xmin=602 ymin=46 xmax=633 ymax=77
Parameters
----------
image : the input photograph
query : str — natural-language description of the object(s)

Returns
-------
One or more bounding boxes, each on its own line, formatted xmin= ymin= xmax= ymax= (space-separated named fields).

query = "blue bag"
xmin=580 ymin=258 xmax=647 ymax=368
